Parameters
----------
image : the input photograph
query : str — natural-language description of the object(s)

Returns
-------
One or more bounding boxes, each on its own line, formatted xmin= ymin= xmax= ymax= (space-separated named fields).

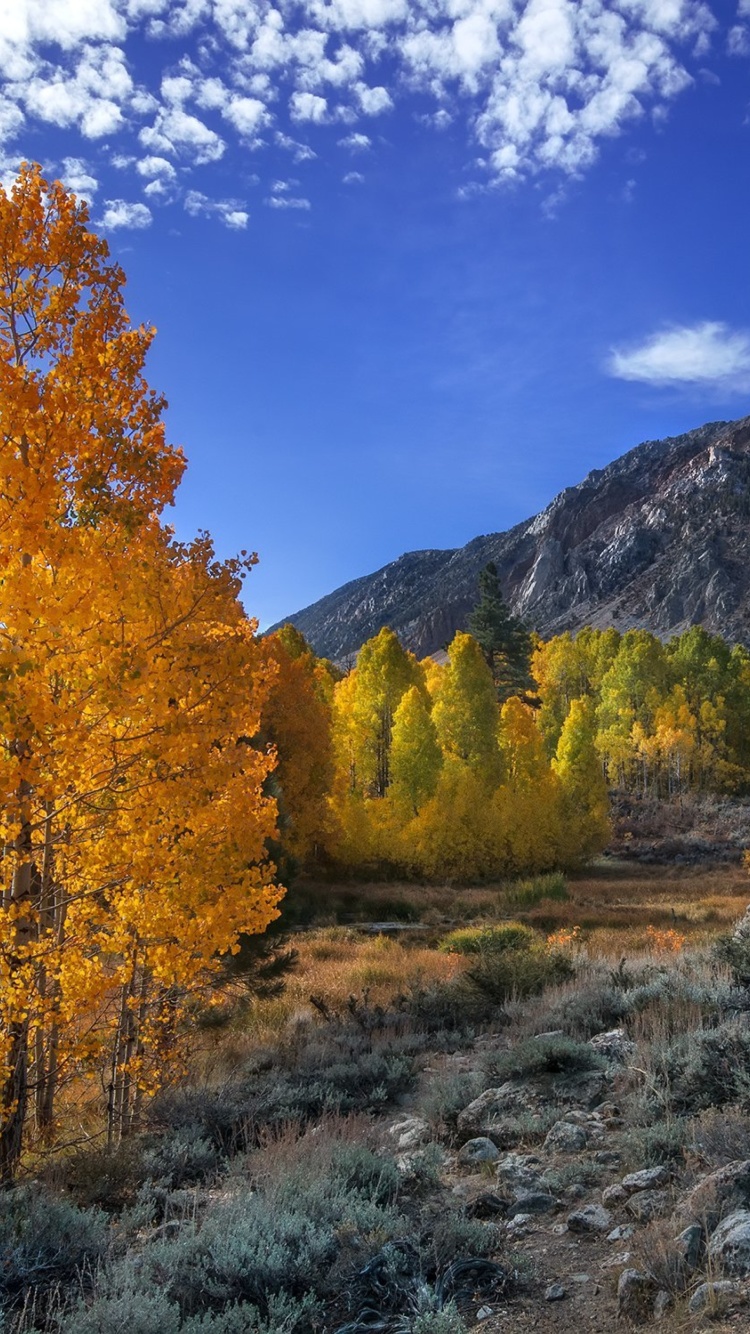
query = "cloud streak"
xmin=607 ymin=321 xmax=750 ymax=391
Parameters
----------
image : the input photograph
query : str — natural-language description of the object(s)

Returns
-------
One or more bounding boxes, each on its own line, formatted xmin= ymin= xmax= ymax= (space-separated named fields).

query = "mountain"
xmin=271 ymin=414 xmax=750 ymax=662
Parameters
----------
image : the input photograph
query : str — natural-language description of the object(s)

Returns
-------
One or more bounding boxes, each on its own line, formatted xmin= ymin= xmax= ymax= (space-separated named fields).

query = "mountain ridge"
xmin=271 ymin=414 xmax=750 ymax=661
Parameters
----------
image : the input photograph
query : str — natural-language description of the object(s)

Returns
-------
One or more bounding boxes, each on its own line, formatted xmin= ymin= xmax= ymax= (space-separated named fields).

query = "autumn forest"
xmin=3 ymin=165 xmax=750 ymax=1189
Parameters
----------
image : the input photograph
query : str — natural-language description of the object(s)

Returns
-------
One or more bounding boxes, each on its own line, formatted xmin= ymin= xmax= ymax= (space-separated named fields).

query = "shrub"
xmin=465 ymin=946 xmax=574 ymax=1006
xmin=525 ymin=980 xmax=629 ymax=1040
xmin=689 ymin=1105 xmax=750 ymax=1168
xmin=620 ymin=1119 xmax=689 ymax=1169
xmin=485 ymin=1033 xmax=604 ymax=1084
xmin=422 ymin=1072 xmax=484 ymax=1140
xmin=438 ymin=923 xmax=537 ymax=956
xmin=505 ymin=873 xmax=568 ymax=908
xmin=662 ymin=1022 xmax=750 ymax=1114
xmin=0 ymin=1187 xmax=108 ymax=1302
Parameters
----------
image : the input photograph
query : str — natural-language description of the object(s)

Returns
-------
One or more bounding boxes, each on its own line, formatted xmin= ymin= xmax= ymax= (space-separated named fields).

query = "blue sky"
xmin=3 ymin=0 xmax=750 ymax=628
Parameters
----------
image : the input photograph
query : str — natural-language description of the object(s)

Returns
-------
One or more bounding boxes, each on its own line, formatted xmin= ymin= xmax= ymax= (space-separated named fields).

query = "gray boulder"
xmin=621 ymin=1165 xmax=670 ymax=1193
xmin=625 ymin=1189 xmax=670 ymax=1223
xmin=616 ymin=1269 xmax=658 ymax=1323
xmin=589 ymin=1028 xmax=636 ymax=1063
xmin=544 ymin=1120 xmax=588 ymax=1154
xmin=567 ymin=1203 xmax=612 ymax=1234
xmin=456 ymin=1084 xmax=533 ymax=1143
xmin=708 ymin=1208 xmax=750 ymax=1276
xmin=457 ymin=1137 xmax=501 ymax=1166
xmin=688 ymin=1280 xmax=744 ymax=1314
xmin=682 ymin=1159 xmax=750 ymax=1226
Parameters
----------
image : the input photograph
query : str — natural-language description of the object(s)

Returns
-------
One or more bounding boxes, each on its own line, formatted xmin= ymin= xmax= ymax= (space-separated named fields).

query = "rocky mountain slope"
xmin=272 ymin=414 xmax=750 ymax=661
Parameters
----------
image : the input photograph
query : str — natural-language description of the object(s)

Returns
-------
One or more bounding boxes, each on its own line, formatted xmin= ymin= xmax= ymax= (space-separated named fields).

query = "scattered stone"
xmin=621 ymin=1165 xmax=670 ymax=1193
xmin=607 ymin=1224 xmax=634 ymax=1242
xmin=589 ymin=1028 xmax=636 ymax=1063
xmin=707 ymin=1208 xmax=750 ymax=1276
xmin=600 ymin=1251 xmax=632 ymax=1270
xmin=594 ymin=1149 xmax=621 ymax=1167
xmin=602 ymin=1184 xmax=628 ymax=1206
xmin=496 ymin=1152 xmax=544 ymax=1192
xmin=544 ymin=1120 xmax=587 ymax=1153
xmin=458 ymin=1137 xmax=501 ymax=1166
xmin=570 ymin=1273 xmax=590 ymax=1283
xmin=681 ymin=1159 xmax=750 ymax=1226
xmin=505 ymin=1214 xmax=532 ymax=1236
xmin=616 ymin=1269 xmax=658 ymax=1324
xmin=545 ymin=1283 xmax=566 ymax=1301
xmin=476 ymin=1306 xmax=493 ymax=1321
xmin=508 ymin=1191 xmax=558 ymax=1217
xmin=552 ymin=1069 xmax=606 ymax=1107
xmin=625 ymin=1189 xmax=670 ymax=1223
xmin=388 ymin=1117 xmax=430 ymax=1152
xmin=688 ymin=1280 xmax=744 ymax=1315
xmin=457 ymin=1085 xmax=534 ymax=1141
xmin=467 ymin=1192 xmax=510 ymax=1219
xmin=566 ymin=1183 xmax=587 ymax=1200
xmin=567 ymin=1203 xmax=613 ymax=1234
xmin=653 ymin=1289 xmax=671 ymax=1320
xmin=674 ymin=1223 xmax=703 ymax=1271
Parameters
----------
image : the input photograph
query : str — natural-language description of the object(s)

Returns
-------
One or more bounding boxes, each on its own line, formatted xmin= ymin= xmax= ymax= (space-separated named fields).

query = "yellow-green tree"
xmin=553 ymin=697 xmax=610 ymax=862
xmin=389 ymin=685 xmax=442 ymax=815
xmin=432 ymin=632 xmax=500 ymax=780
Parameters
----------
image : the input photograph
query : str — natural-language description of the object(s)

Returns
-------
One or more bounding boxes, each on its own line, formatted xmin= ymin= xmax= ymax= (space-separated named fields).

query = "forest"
xmin=2 ymin=163 xmax=750 ymax=1189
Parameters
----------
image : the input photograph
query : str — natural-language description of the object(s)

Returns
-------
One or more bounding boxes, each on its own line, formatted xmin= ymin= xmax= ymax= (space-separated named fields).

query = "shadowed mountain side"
xmin=271 ymin=415 xmax=750 ymax=661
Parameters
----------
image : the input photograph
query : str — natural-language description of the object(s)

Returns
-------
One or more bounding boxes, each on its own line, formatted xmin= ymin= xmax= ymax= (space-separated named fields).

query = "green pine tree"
xmin=468 ymin=562 xmax=533 ymax=701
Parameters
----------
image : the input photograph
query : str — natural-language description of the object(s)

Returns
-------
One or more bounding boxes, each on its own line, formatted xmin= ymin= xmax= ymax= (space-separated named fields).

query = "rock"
xmin=602 ymin=1184 xmax=628 ymax=1206
xmin=457 ymin=1137 xmax=501 ymax=1166
xmin=607 ymin=1224 xmax=634 ymax=1242
xmin=595 ymin=1149 xmax=621 ymax=1167
xmin=708 ymin=1208 xmax=750 ymax=1276
xmin=653 ymin=1289 xmax=671 ymax=1320
xmin=388 ymin=1116 xmax=430 ymax=1152
xmin=496 ymin=1152 xmax=543 ymax=1192
xmin=508 ymin=1191 xmax=558 ymax=1216
xmin=457 ymin=1084 xmax=533 ymax=1141
xmin=621 ymin=1165 xmax=670 ymax=1193
xmin=625 ymin=1189 xmax=670 ymax=1223
xmin=566 ymin=1183 xmax=587 ymax=1200
xmin=688 ymin=1280 xmax=744 ymax=1315
xmin=567 ymin=1203 xmax=613 ymax=1234
xmin=616 ymin=1269 xmax=658 ymax=1324
xmin=544 ymin=1120 xmax=588 ymax=1154
xmin=600 ymin=1250 xmax=632 ymax=1270
xmin=475 ymin=1307 xmax=493 ymax=1321
xmin=467 ymin=1192 xmax=510 ymax=1219
xmin=551 ymin=1069 xmax=606 ymax=1107
xmin=545 ymin=1283 xmax=566 ymax=1301
xmin=570 ymin=1273 xmax=591 ymax=1283
xmin=674 ymin=1223 xmax=703 ymax=1271
xmin=589 ymin=1028 xmax=636 ymax=1063
xmin=681 ymin=1158 xmax=750 ymax=1225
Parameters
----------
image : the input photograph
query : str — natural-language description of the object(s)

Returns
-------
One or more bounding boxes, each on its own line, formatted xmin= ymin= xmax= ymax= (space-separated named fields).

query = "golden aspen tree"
xmin=0 ymin=165 xmax=279 ymax=1174
xmin=495 ymin=697 xmax=562 ymax=870
xmin=260 ymin=627 xmax=335 ymax=866
xmin=553 ymin=697 xmax=610 ymax=862
xmin=431 ymin=632 xmax=500 ymax=780
xmin=389 ymin=685 xmax=442 ymax=815
xmin=338 ymin=627 xmax=423 ymax=798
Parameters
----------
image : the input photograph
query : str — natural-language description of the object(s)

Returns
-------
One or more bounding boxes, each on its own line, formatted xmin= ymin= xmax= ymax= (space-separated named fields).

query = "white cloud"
xmin=223 ymin=94 xmax=269 ymax=139
xmin=136 ymin=153 xmax=176 ymax=178
xmin=266 ymin=193 xmax=312 ymax=208
xmin=0 ymin=0 xmax=723 ymax=215
xmin=338 ymin=130 xmax=371 ymax=149
xmin=99 ymin=197 xmax=152 ymax=229
xmin=607 ymin=321 xmax=750 ymax=390
xmin=184 ymin=188 xmax=249 ymax=227
xmin=290 ymin=90 xmax=328 ymax=122
xmin=343 ymin=168 xmax=364 ymax=182
xmin=59 ymin=155 xmax=98 ymax=203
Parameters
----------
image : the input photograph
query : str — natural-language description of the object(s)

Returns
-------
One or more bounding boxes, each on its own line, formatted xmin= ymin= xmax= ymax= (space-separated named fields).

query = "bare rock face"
xmin=274 ymin=415 xmax=750 ymax=662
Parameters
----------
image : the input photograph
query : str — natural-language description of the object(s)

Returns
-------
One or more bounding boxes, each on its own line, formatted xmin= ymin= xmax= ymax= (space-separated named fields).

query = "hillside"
xmin=272 ymin=415 xmax=750 ymax=661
